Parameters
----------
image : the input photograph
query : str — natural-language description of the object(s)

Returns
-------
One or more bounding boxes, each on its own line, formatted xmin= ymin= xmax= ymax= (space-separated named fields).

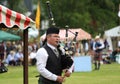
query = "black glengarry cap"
xmin=46 ymin=27 xmax=59 ymax=35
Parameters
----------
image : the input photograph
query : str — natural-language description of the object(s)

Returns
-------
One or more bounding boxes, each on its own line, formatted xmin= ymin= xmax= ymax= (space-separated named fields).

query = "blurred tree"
xmin=1 ymin=0 xmax=120 ymax=36
xmin=0 ymin=0 xmax=27 ymax=13
xmin=40 ymin=0 xmax=120 ymax=36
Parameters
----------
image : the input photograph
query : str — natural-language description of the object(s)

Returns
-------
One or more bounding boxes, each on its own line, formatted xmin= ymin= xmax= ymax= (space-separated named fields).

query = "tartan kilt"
xmin=94 ymin=52 xmax=102 ymax=61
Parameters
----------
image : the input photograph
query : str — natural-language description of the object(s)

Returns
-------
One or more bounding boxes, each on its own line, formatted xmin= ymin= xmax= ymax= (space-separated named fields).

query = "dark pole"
xmin=23 ymin=28 xmax=28 ymax=84
xmin=65 ymin=25 xmax=68 ymax=47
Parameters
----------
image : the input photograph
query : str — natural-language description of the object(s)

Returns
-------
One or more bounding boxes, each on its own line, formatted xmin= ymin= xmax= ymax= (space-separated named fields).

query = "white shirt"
xmin=29 ymin=51 xmax=36 ymax=59
xmin=93 ymin=40 xmax=104 ymax=51
xmin=14 ymin=52 xmax=23 ymax=61
xmin=36 ymin=43 xmax=73 ymax=81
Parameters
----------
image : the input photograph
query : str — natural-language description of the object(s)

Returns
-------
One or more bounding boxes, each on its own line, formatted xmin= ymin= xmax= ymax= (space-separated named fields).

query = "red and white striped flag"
xmin=0 ymin=5 xmax=35 ymax=30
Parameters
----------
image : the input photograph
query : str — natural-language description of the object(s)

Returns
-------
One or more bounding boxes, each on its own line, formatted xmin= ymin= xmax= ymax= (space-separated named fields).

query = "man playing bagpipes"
xmin=36 ymin=27 xmax=74 ymax=84
xmin=93 ymin=35 xmax=104 ymax=70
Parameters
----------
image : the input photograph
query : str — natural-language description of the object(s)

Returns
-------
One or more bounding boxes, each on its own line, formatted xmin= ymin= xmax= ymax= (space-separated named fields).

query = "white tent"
xmin=104 ymin=26 xmax=120 ymax=51
xmin=105 ymin=26 xmax=120 ymax=37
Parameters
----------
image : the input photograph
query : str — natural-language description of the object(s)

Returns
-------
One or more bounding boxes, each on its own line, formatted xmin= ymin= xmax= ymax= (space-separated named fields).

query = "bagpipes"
xmin=45 ymin=1 xmax=79 ymax=70
xmin=61 ymin=26 xmax=78 ymax=69
xmin=64 ymin=25 xmax=78 ymax=56
xmin=46 ymin=1 xmax=55 ymax=26
xmin=60 ymin=26 xmax=78 ymax=82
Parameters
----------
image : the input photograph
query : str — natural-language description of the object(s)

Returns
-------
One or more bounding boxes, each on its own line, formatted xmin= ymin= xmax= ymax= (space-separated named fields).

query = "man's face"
xmin=47 ymin=34 xmax=60 ymax=47
xmin=95 ymin=38 xmax=100 ymax=42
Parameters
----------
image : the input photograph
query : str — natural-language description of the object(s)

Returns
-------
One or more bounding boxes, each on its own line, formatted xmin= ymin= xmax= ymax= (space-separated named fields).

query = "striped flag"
xmin=0 ymin=5 xmax=35 ymax=29
xmin=35 ymin=2 xmax=41 ymax=29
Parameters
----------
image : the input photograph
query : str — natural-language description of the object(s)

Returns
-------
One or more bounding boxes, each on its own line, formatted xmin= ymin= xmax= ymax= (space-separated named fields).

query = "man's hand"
xmin=56 ymin=76 xmax=64 ymax=83
xmin=64 ymin=71 xmax=71 ymax=77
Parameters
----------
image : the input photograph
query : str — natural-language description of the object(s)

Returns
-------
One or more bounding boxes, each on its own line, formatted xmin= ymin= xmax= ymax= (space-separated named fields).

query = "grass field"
xmin=0 ymin=63 xmax=120 ymax=84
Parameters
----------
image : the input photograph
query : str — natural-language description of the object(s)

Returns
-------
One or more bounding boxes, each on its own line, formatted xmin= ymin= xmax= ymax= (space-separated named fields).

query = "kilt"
xmin=94 ymin=52 xmax=102 ymax=61
xmin=38 ymin=76 xmax=62 ymax=84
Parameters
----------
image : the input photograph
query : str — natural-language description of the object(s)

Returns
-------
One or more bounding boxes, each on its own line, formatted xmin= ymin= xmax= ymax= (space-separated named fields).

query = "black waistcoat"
xmin=44 ymin=44 xmax=62 ymax=76
xmin=95 ymin=42 xmax=103 ymax=52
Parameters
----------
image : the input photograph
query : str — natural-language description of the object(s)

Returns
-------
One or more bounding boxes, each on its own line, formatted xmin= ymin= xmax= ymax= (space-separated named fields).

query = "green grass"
xmin=0 ymin=63 xmax=120 ymax=84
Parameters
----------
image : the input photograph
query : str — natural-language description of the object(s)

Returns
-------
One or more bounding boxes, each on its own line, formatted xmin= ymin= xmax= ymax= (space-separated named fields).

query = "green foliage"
xmin=0 ymin=0 xmax=27 ymax=13
xmin=1 ymin=0 xmax=120 ymax=36
xmin=41 ymin=0 xmax=120 ymax=36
